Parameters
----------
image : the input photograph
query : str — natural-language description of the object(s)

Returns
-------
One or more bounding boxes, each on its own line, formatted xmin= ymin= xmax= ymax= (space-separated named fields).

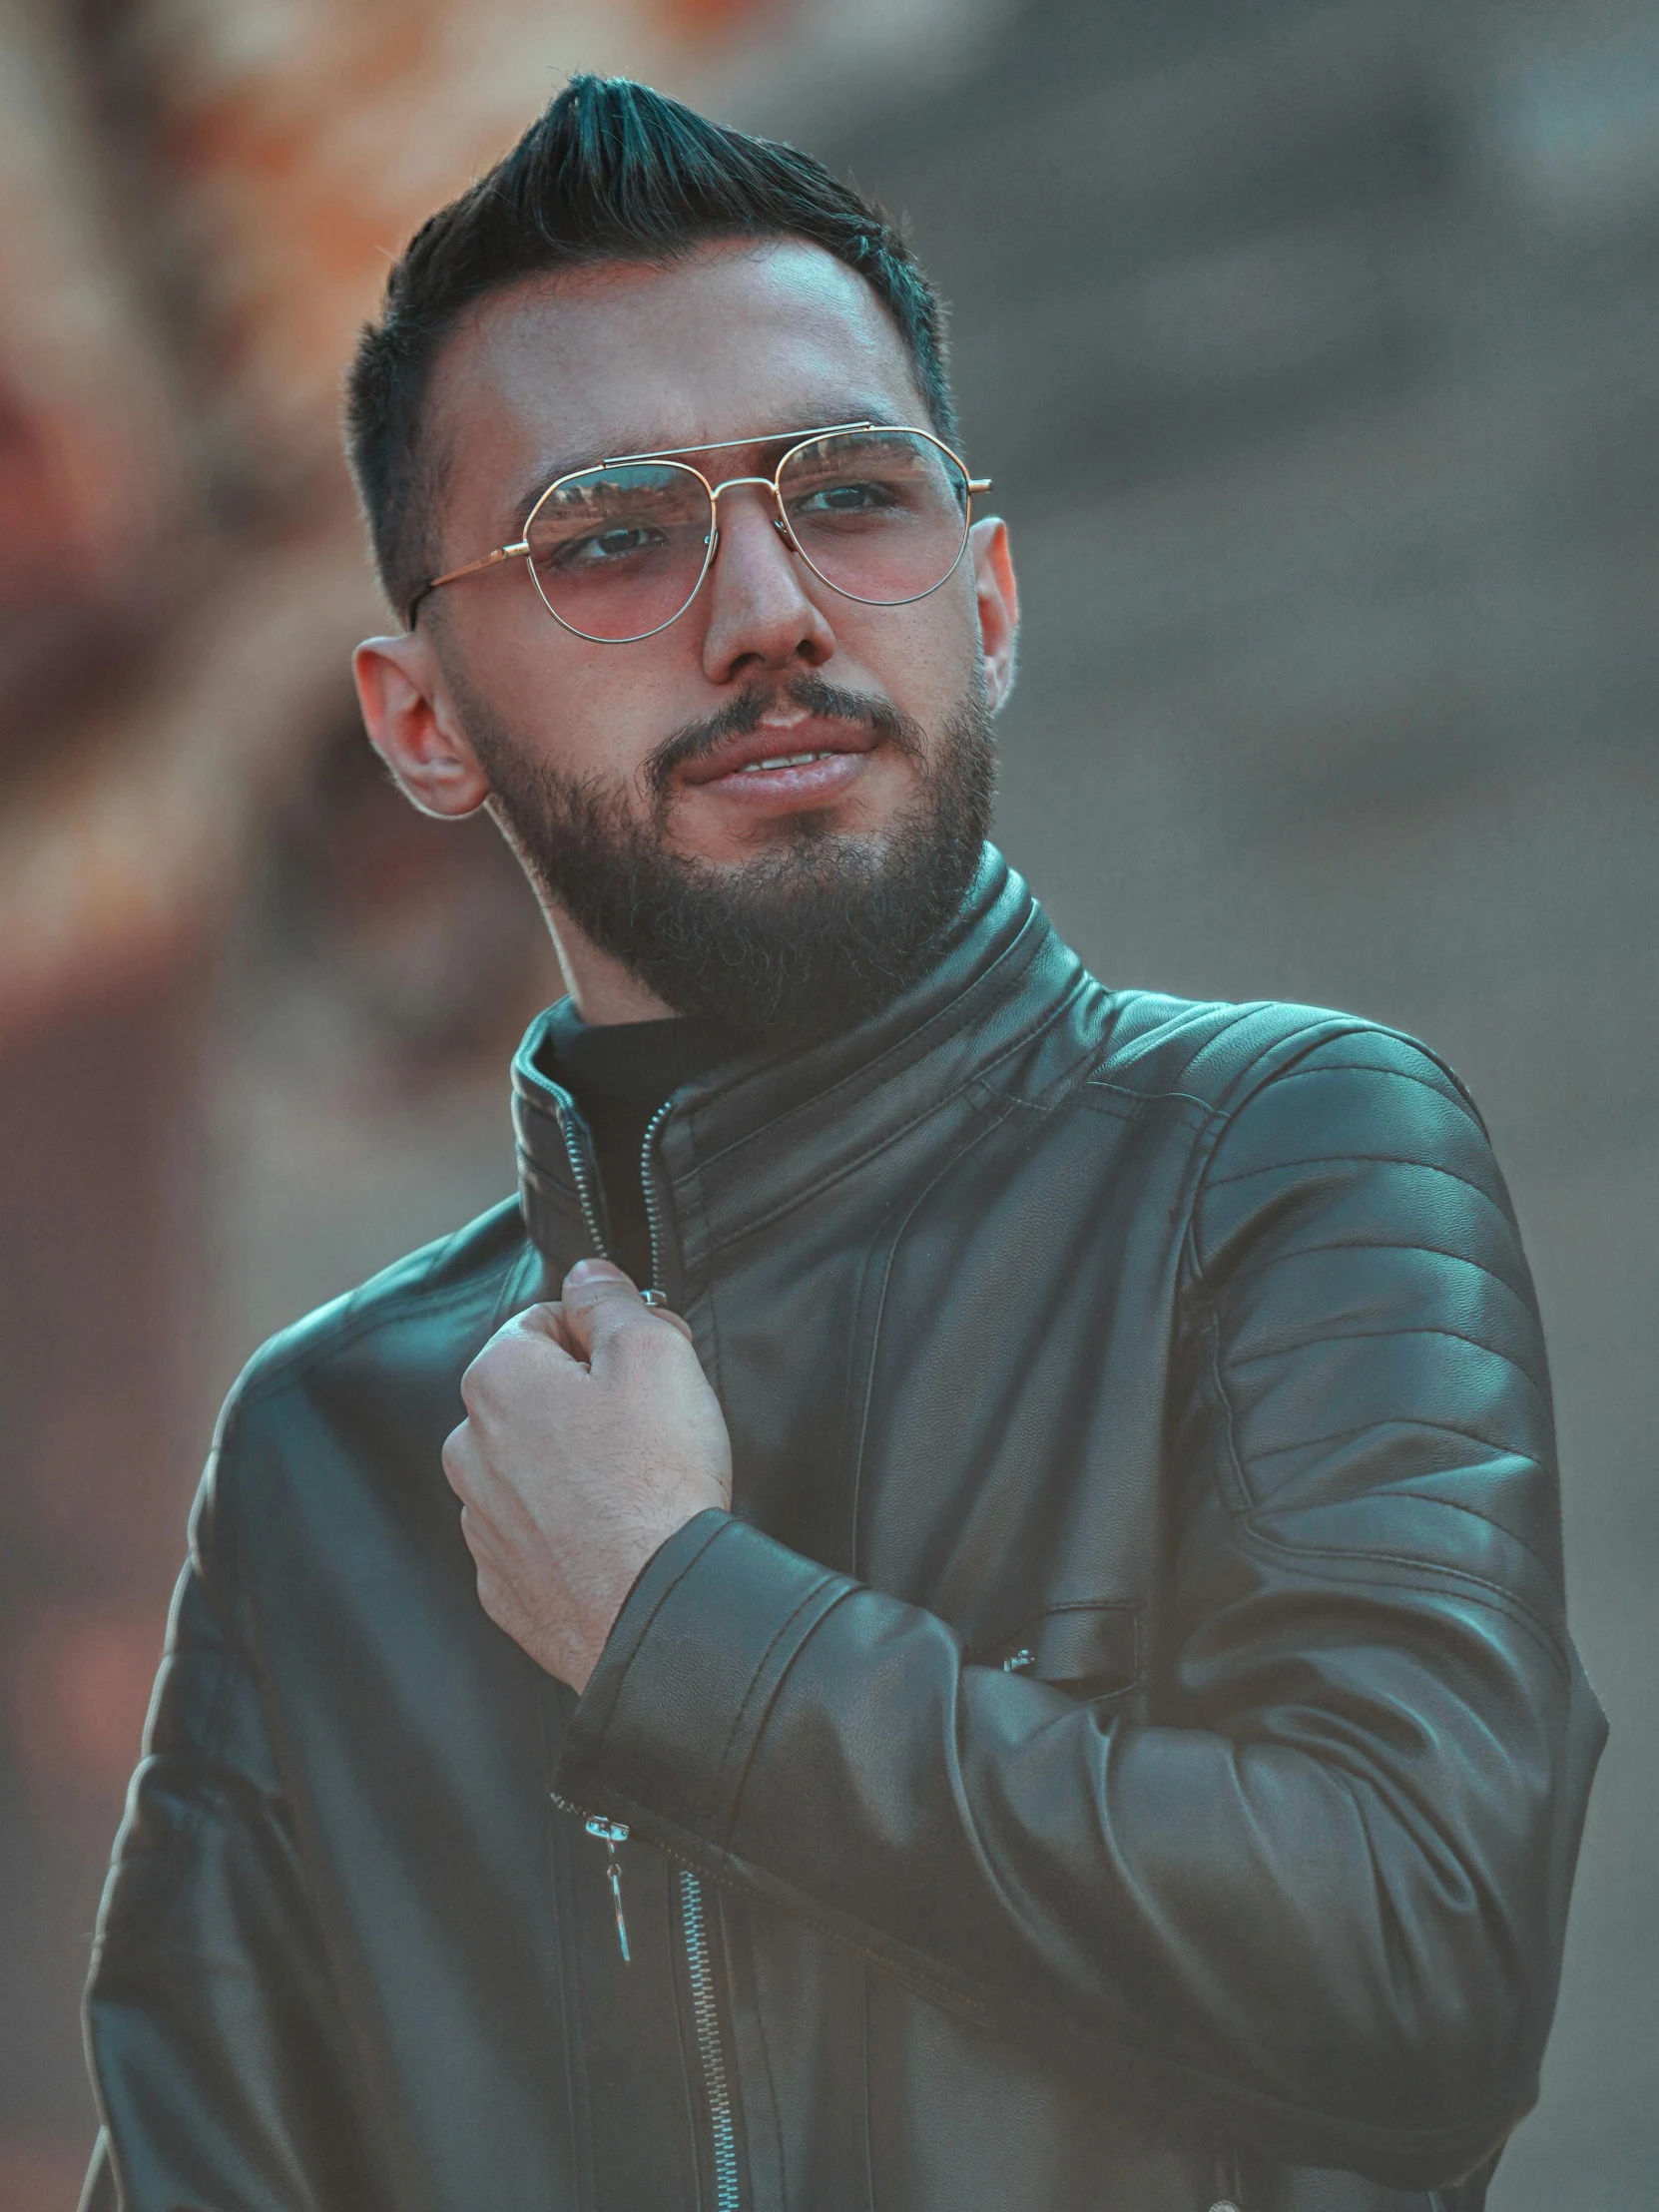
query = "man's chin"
xmin=479 ymin=689 xmax=996 ymax=1042
xmin=665 ymin=805 xmax=892 ymax=866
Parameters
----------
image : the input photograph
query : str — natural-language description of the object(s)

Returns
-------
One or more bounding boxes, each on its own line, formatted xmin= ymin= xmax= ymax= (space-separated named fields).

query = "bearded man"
xmin=82 ymin=75 xmax=1603 ymax=2212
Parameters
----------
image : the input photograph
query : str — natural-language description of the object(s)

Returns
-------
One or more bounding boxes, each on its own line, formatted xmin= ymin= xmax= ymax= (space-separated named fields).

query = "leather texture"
xmin=81 ymin=850 xmax=1604 ymax=2212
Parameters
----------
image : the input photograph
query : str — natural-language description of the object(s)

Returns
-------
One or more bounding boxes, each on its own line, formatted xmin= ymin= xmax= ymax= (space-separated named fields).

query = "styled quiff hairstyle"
xmin=344 ymin=74 xmax=956 ymax=623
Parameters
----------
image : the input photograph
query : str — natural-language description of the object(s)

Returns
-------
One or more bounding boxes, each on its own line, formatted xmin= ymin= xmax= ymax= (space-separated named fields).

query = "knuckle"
xmin=612 ymin=1315 xmax=670 ymax=1369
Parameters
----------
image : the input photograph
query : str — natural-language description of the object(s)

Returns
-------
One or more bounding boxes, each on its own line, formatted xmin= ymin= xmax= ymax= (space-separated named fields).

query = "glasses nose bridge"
xmin=702 ymin=470 xmax=796 ymax=578
xmin=707 ymin=470 xmax=785 ymax=513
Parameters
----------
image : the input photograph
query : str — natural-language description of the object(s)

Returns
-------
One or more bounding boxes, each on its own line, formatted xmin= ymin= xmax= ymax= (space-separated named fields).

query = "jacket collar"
xmin=510 ymin=846 xmax=1086 ymax=1284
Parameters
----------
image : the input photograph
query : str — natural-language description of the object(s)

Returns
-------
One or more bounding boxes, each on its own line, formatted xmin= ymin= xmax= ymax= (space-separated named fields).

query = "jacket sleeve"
xmin=555 ymin=1025 xmax=1606 ymax=2188
xmin=82 ymin=1421 xmax=379 ymax=2212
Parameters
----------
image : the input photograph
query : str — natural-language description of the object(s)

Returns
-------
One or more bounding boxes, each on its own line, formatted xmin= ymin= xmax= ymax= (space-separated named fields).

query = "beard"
xmin=462 ymin=668 xmax=997 ymax=1045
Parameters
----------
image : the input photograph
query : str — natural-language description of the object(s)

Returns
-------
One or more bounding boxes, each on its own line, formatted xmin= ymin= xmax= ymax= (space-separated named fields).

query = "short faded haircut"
xmin=343 ymin=74 xmax=957 ymax=623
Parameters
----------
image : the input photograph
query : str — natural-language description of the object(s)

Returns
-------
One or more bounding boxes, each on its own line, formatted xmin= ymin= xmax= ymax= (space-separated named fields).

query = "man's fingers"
xmin=516 ymin=1300 xmax=584 ymax=1359
xmin=561 ymin=1259 xmax=692 ymax=1360
xmin=441 ymin=1419 xmax=476 ymax=1501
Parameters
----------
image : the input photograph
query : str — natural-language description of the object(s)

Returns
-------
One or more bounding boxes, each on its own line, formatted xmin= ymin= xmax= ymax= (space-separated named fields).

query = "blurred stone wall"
xmin=798 ymin=5 xmax=1656 ymax=2203
xmin=0 ymin=0 xmax=1653 ymax=2203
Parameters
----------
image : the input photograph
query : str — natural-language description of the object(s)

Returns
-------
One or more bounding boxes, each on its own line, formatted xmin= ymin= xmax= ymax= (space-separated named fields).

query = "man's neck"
xmin=547 ymin=911 xmax=677 ymax=1026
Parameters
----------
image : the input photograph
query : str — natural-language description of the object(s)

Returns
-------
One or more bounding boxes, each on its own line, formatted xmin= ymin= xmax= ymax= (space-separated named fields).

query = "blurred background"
xmin=1 ymin=0 xmax=1654 ymax=2203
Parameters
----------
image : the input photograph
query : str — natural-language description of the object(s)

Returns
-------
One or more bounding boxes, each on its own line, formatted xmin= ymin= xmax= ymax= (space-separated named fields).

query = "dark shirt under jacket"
xmin=541 ymin=1001 xmax=750 ymax=1287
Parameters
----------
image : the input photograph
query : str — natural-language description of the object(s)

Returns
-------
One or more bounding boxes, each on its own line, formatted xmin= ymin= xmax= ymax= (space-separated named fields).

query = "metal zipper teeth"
xmin=638 ymin=1099 xmax=739 ymax=2205
xmin=680 ymin=1867 xmax=741 ymax=2212
xmin=551 ymin=1089 xmax=609 ymax=1259
xmin=637 ymin=1098 xmax=674 ymax=1303
xmin=552 ymin=1087 xmax=674 ymax=1305
xmin=555 ymin=1090 xmax=738 ymax=2202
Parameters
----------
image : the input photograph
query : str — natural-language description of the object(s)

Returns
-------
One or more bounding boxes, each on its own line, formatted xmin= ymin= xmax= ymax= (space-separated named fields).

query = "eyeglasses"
xmin=409 ymin=420 xmax=991 ymax=641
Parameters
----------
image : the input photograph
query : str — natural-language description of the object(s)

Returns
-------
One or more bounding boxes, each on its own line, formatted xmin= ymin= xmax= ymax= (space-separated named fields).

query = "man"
xmin=82 ymin=74 xmax=1603 ymax=2212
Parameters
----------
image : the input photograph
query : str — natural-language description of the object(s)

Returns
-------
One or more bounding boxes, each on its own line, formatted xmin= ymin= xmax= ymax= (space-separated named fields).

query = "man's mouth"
xmin=738 ymin=750 xmax=842 ymax=774
xmin=676 ymin=716 xmax=877 ymax=789
xmin=643 ymin=676 xmax=923 ymax=817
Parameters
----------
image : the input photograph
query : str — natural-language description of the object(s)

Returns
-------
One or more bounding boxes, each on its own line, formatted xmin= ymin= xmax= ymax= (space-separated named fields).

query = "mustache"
xmin=643 ymin=673 xmax=926 ymax=801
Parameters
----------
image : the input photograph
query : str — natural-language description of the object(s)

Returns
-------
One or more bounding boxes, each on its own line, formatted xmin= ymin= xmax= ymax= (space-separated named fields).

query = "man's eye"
xmin=793 ymin=479 xmax=897 ymax=516
xmin=551 ymin=523 xmax=662 ymax=569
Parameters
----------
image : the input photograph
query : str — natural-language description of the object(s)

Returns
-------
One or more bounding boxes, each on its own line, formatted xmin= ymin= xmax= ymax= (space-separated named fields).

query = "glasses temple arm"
xmin=406 ymin=539 xmax=528 ymax=629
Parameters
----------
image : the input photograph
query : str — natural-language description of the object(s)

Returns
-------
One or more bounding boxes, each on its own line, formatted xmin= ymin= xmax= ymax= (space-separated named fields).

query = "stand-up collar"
xmin=510 ymin=846 xmax=1087 ymax=1280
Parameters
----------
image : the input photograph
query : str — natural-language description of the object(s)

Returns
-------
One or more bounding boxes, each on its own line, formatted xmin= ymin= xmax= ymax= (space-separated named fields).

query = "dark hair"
xmin=344 ymin=74 xmax=956 ymax=622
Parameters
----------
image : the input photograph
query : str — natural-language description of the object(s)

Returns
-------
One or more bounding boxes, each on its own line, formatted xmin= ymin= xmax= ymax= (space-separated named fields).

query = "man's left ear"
xmin=352 ymin=631 xmax=491 ymax=820
xmin=969 ymin=516 xmax=1019 ymax=714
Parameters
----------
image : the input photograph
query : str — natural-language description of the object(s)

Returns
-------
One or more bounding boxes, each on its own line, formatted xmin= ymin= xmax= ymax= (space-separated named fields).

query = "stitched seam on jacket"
xmin=966 ymin=1599 xmax=1140 ymax=1671
xmin=710 ymin=1577 xmax=846 ymax=1854
xmin=1218 ymin=1419 xmax=1564 ymax=1592
xmin=721 ymin=1585 xmax=862 ymax=1854
xmin=1122 ymin=1000 xmax=1349 ymax=1112
xmin=1260 ymin=1061 xmax=1468 ymax=1103
xmin=1245 ymin=1412 xmax=1544 ymax=1470
xmin=1177 ymin=1034 xmax=1556 ymax=1618
xmin=1191 ymin=1011 xmax=1371 ymax=1123
xmin=837 ymin=1091 xmax=1027 ymax=1577
xmin=585 ymin=1517 xmax=730 ymax=1759
xmin=1080 ymin=1076 xmax=1224 ymax=1122
xmin=1205 ymin=1152 xmax=1506 ymax=1204
xmin=703 ymin=1002 xmax=1074 ymax=1251
xmin=1226 ymin=1321 xmax=1549 ymax=1385
xmin=1200 ymin=1303 xmax=1569 ymax=1677
xmin=1229 ymin=1236 xmax=1535 ymax=1304
xmin=1253 ymin=1019 xmax=1488 ymax=1134
xmin=1229 ymin=1515 xmax=1571 ymax=1683
xmin=1360 ymin=1489 xmax=1565 ymax=1590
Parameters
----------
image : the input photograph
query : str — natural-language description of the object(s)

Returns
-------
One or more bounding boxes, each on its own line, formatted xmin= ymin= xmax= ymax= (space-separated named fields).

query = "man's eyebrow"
xmin=500 ymin=405 xmax=910 ymax=534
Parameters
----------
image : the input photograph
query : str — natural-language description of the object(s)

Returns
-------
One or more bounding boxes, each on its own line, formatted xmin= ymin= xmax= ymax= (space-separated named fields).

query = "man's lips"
xmin=677 ymin=708 xmax=884 ymax=805
xmin=676 ymin=713 xmax=879 ymax=789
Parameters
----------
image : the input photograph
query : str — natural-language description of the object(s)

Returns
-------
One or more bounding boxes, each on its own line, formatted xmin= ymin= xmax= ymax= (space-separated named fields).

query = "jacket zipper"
xmin=553 ymin=1086 xmax=742 ymax=2207
xmin=636 ymin=1099 xmax=674 ymax=1308
xmin=553 ymin=1088 xmax=608 ymax=1260
xmin=680 ymin=1866 xmax=741 ymax=2212
xmin=552 ymin=1083 xmax=674 ymax=1307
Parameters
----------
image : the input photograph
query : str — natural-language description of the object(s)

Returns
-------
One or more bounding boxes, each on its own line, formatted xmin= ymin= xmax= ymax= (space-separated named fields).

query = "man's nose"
xmin=697 ymin=480 xmax=836 ymax=682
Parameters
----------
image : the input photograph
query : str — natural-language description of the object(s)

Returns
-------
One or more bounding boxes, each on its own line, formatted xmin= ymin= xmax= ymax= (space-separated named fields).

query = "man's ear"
xmin=968 ymin=516 xmax=1019 ymax=715
xmin=352 ymin=630 xmax=491 ymax=819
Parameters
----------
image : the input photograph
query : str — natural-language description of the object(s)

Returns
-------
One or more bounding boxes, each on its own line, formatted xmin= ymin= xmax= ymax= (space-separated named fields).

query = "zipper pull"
xmin=585 ymin=1816 xmax=632 ymax=1963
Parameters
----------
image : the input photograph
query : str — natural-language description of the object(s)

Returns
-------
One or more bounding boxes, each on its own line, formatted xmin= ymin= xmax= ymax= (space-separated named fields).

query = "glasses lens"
xmin=525 ymin=462 xmax=713 ymax=640
xmin=779 ymin=429 xmax=971 ymax=606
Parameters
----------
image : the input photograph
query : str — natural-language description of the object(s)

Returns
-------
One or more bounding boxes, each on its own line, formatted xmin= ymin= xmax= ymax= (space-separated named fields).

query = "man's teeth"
xmin=736 ymin=751 xmax=839 ymax=775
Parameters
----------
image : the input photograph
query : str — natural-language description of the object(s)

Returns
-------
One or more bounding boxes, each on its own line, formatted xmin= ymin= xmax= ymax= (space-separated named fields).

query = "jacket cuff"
xmin=555 ymin=1510 xmax=848 ymax=1856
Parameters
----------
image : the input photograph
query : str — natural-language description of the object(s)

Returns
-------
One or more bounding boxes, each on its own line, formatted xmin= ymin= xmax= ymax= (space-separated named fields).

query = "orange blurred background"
xmin=2 ymin=1 xmax=1655 ymax=2203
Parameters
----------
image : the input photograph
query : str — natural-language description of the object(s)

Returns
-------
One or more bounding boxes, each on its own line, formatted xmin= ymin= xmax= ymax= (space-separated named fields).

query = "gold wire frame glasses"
xmin=409 ymin=420 xmax=991 ymax=642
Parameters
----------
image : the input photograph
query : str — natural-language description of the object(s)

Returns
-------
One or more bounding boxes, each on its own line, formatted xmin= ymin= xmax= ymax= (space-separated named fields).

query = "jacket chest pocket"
xmin=971 ymin=1601 xmax=1140 ymax=1701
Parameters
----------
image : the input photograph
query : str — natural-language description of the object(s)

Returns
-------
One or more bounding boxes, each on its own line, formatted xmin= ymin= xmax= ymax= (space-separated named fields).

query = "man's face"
xmin=357 ymin=238 xmax=1018 ymax=1032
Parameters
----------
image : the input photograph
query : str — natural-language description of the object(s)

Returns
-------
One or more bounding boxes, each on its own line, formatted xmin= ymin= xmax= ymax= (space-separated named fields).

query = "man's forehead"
xmin=426 ymin=239 xmax=926 ymax=493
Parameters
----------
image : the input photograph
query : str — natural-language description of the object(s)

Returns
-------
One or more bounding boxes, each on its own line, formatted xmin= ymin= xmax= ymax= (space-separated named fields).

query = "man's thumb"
xmin=561 ymin=1259 xmax=693 ymax=1359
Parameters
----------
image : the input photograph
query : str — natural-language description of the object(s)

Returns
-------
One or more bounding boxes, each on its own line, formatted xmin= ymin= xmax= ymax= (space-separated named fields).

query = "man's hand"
xmin=442 ymin=1259 xmax=733 ymax=1692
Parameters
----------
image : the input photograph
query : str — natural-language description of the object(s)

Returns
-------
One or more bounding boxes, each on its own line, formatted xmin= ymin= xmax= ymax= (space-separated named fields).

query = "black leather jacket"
xmin=83 ymin=852 xmax=1604 ymax=2212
